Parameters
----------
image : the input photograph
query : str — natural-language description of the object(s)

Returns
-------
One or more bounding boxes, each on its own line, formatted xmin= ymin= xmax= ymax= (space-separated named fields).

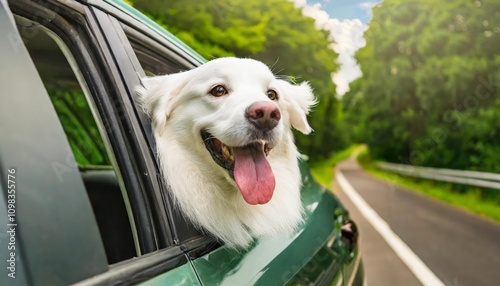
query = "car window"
xmin=127 ymin=35 xmax=186 ymax=76
xmin=16 ymin=15 xmax=137 ymax=264
xmin=49 ymin=87 xmax=111 ymax=167
xmin=122 ymin=26 xmax=213 ymax=244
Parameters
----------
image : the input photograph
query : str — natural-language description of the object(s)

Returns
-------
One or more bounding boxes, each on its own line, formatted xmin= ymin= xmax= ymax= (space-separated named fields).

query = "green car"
xmin=0 ymin=0 xmax=363 ymax=285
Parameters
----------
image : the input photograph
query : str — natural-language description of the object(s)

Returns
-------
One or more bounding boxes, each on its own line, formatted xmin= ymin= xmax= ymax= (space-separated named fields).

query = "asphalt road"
xmin=333 ymin=157 xmax=500 ymax=286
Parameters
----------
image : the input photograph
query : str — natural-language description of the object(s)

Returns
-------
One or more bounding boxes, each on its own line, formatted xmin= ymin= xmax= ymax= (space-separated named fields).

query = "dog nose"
xmin=245 ymin=101 xmax=281 ymax=130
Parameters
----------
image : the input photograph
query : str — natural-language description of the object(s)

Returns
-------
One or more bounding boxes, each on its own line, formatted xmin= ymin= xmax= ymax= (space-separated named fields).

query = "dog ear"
xmin=278 ymin=80 xmax=317 ymax=134
xmin=136 ymin=72 xmax=189 ymax=131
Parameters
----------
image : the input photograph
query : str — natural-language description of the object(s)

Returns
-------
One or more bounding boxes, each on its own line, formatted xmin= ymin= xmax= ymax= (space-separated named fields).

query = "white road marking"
xmin=336 ymin=170 xmax=445 ymax=286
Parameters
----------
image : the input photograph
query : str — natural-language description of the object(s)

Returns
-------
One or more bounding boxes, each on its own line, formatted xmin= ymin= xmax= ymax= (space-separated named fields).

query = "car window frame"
xmin=88 ymin=9 xmax=175 ymax=251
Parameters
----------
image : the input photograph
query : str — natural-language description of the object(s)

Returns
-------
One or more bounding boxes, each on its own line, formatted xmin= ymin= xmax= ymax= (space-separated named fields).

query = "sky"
xmin=294 ymin=0 xmax=383 ymax=95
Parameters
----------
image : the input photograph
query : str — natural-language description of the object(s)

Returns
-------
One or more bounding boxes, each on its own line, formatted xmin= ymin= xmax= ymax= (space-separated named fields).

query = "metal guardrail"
xmin=377 ymin=162 xmax=500 ymax=190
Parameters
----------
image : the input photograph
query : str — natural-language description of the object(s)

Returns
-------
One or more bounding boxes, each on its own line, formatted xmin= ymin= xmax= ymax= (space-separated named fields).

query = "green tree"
xmin=344 ymin=0 xmax=500 ymax=171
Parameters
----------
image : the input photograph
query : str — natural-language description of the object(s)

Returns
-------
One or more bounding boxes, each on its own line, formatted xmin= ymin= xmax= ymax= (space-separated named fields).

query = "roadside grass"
xmin=357 ymin=149 xmax=500 ymax=222
xmin=310 ymin=145 xmax=359 ymax=188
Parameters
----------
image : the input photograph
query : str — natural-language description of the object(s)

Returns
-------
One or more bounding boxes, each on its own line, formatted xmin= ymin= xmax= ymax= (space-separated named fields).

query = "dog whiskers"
xmin=203 ymin=134 xmax=217 ymax=143
xmin=270 ymin=57 xmax=280 ymax=74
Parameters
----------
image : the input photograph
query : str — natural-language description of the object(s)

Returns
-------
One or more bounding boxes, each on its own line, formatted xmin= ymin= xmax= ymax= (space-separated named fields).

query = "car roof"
xmin=89 ymin=0 xmax=206 ymax=65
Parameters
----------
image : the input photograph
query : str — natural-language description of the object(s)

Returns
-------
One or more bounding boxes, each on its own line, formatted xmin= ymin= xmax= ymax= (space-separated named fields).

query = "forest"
xmin=343 ymin=0 xmax=500 ymax=172
xmin=131 ymin=0 xmax=499 ymax=172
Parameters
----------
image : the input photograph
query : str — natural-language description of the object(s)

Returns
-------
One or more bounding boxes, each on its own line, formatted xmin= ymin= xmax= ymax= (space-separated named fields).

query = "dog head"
xmin=137 ymin=57 xmax=315 ymax=206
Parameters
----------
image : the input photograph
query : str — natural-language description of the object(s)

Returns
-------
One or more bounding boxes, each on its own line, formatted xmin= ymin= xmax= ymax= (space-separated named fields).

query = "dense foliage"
xmin=132 ymin=0 xmax=346 ymax=160
xmin=49 ymin=88 xmax=111 ymax=166
xmin=343 ymin=0 xmax=500 ymax=172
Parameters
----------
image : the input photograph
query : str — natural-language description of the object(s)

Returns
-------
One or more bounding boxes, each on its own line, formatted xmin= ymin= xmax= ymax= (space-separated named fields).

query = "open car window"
xmin=124 ymin=26 xmax=206 ymax=242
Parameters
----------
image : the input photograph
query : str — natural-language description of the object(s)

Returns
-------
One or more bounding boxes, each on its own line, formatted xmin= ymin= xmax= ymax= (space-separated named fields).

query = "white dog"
xmin=137 ymin=57 xmax=315 ymax=248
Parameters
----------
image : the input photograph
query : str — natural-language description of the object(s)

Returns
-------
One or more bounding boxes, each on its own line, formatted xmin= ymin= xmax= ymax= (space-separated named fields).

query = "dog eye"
xmin=210 ymin=85 xmax=228 ymax=97
xmin=267 ymin=89 xmax=278 ymax=100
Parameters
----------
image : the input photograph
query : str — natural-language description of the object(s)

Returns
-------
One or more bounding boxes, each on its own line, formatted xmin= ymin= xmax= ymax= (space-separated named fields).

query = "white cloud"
xmin=296 ymin=1 xmax=370 ymax=96
xmin=360 ymin=1 xmax=377 ymax=10
xmin=329 ymin=18 xmax=367 ymax=95
xmin=302 ymin=3 xmax=330 ymax=28
xmin=292 ymin=0 xmax=306 ymax=8
xmin=360 ymin=2 xmax=377 ymax=19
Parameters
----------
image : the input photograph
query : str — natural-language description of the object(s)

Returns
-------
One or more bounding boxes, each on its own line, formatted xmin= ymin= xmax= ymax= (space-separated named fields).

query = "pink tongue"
xmin=233 ymin=145 xmax=275 ymax=205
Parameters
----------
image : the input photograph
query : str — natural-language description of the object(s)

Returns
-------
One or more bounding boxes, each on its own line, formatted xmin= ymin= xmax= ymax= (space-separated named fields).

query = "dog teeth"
xmin=264 ymin=144 xmax=272 ymax=157
xmin=222 ymin=145 xmax=232 ymax=161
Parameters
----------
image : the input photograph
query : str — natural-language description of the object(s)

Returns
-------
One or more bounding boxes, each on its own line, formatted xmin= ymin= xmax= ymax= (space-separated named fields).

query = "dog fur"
xmin=137 ymin=57 xmax=315 ymax=248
